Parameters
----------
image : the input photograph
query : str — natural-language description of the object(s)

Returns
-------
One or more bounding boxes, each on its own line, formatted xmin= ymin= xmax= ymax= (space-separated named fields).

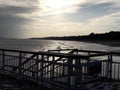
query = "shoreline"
xmin=83 ymin=40 xmax=120 ymax=47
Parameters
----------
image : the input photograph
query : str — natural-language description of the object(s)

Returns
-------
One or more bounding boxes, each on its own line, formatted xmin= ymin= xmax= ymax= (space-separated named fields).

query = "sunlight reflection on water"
xmin=0 ymin=39 xmax=120 ymax=52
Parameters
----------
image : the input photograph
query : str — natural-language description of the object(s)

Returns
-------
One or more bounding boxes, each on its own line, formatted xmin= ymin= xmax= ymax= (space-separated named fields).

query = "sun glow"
xmin=43 ymin=0 xmax=67 ymax=10
xmin=39 ymin=0 xmax=82 ymax=15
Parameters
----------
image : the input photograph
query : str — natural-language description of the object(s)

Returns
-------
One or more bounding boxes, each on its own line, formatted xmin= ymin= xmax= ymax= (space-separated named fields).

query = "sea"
xmin=0 ymin=38 xmax=120 ymax=52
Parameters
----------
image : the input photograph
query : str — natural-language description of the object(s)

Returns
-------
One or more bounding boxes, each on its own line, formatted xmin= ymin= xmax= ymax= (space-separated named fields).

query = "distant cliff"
xmin=30 ymin=31 xmax=120 ymax=41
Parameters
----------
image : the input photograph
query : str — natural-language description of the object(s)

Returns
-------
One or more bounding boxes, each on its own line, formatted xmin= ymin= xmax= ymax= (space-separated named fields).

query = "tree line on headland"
xmin=30 ymin=31 xmax=120 ymax=41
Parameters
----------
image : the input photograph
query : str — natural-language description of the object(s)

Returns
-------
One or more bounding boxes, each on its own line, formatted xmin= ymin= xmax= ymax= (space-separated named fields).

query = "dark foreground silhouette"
xmin=0 ymin=74 xmax=52 ymax=90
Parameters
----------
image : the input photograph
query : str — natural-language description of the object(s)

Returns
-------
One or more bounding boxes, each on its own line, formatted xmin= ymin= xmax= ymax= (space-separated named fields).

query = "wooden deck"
xmin=0 ymin=73 xmax=53 ymax=90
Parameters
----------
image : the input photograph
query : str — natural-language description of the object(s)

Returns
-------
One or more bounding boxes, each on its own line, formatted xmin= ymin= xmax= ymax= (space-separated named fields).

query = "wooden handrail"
xmin=12 ymin=53 xmax=39 ymax=71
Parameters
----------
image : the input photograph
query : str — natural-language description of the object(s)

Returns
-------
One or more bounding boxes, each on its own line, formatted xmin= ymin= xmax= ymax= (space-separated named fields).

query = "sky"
xmin=0 ymin=0 xmax=120 ymax=38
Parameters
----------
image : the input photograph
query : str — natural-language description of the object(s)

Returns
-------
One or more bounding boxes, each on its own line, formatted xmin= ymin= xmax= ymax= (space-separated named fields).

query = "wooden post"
xmin=62 ymin=60 xmax=65 ymax=77
xmin=67 ymin=58 xmax=73 ymax=89
xmin=36 ymin=55 xmax=39 ymax=83
xmin=40 ymin=55 xmax=44 ymax=83
xmin=51 ymin=56 xmax=55 ymax=80
xmin=87 ymin=52 xmax=90 ymax=74
xmin=2 ymin=50 xmax=5 ymax=72
xmin=75 ymin=58 xmax=81 ymax=86
xmin=106 ymin=54 xmax=110 ymax=78
xmin=18 ymin=52 xmax=22 ymax=77
xmin=108 ymin=53 xmax=112 ymax=79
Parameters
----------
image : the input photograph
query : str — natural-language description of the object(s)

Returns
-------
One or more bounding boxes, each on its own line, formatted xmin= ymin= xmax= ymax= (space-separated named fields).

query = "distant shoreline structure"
xmin=30 ymin=31 xmax=120 ymax=41
xmin=30 ymin=31 xmax=120 ymax=47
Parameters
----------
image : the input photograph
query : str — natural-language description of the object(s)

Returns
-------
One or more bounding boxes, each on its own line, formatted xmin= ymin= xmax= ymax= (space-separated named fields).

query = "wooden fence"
xmin=0 ymin=49 xmax=120 ymax=89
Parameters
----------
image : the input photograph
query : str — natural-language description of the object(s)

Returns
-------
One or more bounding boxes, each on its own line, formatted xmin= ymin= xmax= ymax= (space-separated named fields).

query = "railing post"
xmin=2 ymin=50 xmax=5 ymax=72
xmin=67 ymin=57 xmax=73 ymax=89
xmin=106 ymin=54 xmax=109 ymax=78
xmin=51 ymin=56 xmax=55 ymax=80
xmin=18 ymin=52 xmax=22 ymax=77
xmin=108 ymin=53 xmax=113 ymax=79
xmin=36 ymin=55 xmax=39 ymax=83
xmin=87 ymin=52 xmax=90 ymax=74
xmin=75 ymin=58 xmax=82 ymax=86
xmin=40 ymin=55 xmax=44 ymax=83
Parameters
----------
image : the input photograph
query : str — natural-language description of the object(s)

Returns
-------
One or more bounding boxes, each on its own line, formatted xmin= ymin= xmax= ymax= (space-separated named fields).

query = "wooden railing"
xmin=0 ymin=49 xmax=120 ymax=89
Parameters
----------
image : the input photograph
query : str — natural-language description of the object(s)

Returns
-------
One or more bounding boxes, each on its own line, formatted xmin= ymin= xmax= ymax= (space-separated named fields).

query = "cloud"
xmin=32 ymin=11 xmax=120 ymax=37
xmin=0 ymin=0 xmax=119 ymax=16
xmin=80 ymin=11 xmax=120 ymax=34
xmin=0 ymin=5 xmax=36 ymax=38
xmin=28 ymin=0 xmax=120 ymax=18
xmin=0 ymin=0 xmax=37 ymax=7
xmin=0 ymin=14 xmax=30 ymax=38
xmin=27 ymin=0 xmax=92 ymax=16
xmin=97 ymin=0 xmax=120 ymax=4
xmin=32 ymin=0 xmax=90 ymax=16
xmin=0 ymin=0 xmax=119 ymax=38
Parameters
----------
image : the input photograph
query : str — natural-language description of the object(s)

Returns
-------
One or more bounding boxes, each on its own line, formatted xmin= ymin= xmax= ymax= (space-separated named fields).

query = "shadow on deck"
xmin=0 ymin=73 xmax=52 ymax=90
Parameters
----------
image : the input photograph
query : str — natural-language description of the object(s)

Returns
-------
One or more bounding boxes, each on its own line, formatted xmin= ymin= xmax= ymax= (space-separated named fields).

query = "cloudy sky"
xmin=0 ymin=0 xmax=120 ymax=38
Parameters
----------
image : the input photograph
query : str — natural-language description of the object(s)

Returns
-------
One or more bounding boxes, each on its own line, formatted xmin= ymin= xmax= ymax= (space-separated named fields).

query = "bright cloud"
xmin=36 ymin=0 xmax=85 ymax=15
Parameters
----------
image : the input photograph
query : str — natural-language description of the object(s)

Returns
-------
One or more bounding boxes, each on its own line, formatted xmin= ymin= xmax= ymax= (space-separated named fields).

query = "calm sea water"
xmin=0 ymin=38 xmax=120 ymax=52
